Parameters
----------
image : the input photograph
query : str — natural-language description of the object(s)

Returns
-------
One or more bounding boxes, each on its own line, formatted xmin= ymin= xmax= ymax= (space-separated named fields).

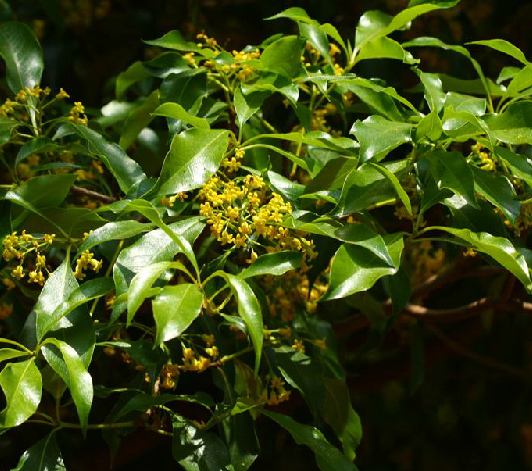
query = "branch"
xmin=423 ymin=321 xmax=530 ymax=379
xmin=71 ymin=185 xmax=117 ymax=204
xmin=403 ymin=297 xmax=497 ymax=323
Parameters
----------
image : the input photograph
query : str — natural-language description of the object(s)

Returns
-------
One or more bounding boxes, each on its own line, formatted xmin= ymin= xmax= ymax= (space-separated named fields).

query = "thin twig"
xmin=71 ymin=185 xmax=117 ymax=204
xmin=403 ymin=297 xmax=497 ymax=323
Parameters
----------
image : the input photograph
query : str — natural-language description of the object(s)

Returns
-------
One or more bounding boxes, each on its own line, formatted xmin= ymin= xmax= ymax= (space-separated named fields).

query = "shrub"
xmin=0 ymin=0 xmax=531 ymax=469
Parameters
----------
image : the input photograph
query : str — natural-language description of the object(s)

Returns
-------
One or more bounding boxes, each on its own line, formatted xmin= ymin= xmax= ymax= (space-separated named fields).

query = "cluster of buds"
xmin=259 ymin=375 xmax=291 ymax=406
xmin=222 ymin=148 xmax=245 ymax=173
xmin=161 ymin=192 xmax=188 ymax=208
xmin=68 ymin=101 xmax=88 ymax=125
xmin=73 ymin=250 xmax=103 ymax=280
xmin=0 ymin=85 xmax=70 ymax=119
xmin=2 ymin=231 xmax=56 ymax=286
xmin=471 ymin=142 xmax=496 ymax=171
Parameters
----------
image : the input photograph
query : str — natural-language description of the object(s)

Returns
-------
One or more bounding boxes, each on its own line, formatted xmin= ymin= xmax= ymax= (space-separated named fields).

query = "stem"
xmin=0 ymin=338 xmax=33 ymax=354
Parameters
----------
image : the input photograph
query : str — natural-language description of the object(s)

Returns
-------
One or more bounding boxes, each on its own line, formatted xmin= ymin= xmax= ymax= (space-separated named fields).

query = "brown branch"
xmin=423 ymin=321 xmax=531 ymax=379
xmin=500 ymin=300 xmax=532 ymax=315
xmin=71 ymin=185 xmax=117 ymax=204
xmin=402 ymin=297 xmax=497 ymax=323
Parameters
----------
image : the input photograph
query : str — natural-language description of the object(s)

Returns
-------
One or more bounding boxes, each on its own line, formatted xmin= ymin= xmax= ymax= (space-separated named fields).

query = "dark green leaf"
xmin=115 ymin=61 xmax=150 ymax=99
xmin=151 ymin=102 xmax=210 ymax=129
xmin=261 ymin=36 xmax=304 ymax=78
xmin=11 ymin=431 xmax=66 ymax=471
xmin=468 ymin=39 xmax=529 ymax=66
xmin=262 ymin=410 xmax=359 ymax=471
xmin=234 ymin=87 xmax=269 ymax=128
xmin=495 ymin=146 xmax=532 ymax=188
xmin=12 ymin=174 xmax=76 ymax=209
xmin=15 ymin=138 xmax=60 ymax=168
xmin=78 ymin=221 xmax=155 ymax=253
xmin=119 ymin=90 xmax=160 ymax=150
xmin=369 ymin=162 xmax=413 ymax=216
xmin=484 ymin=102 xmax=532 ymax=145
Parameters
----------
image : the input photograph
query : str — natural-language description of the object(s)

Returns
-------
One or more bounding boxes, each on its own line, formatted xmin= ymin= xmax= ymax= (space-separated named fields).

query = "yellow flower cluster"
xmin=259 ymin=375 xmax=291 ymax=406
xmin=74 ymin=250 xmax=103 ymax=280
xmin=160 ymin=363 xmax=180 ymax=389
xmin=222 ymin=148 xmax=245 ymax=173
xmin=68 ymin=101 xmax=88 ymax=125
xmin=471 ymin=142 xmax=496 ymax=171
xmin=181 ymin=347 xmax=212 ymax=373
xmin=2 ymin=231 xmax=55 ymax=286
xmin=199 ymin=174 xmax=292 ymax=249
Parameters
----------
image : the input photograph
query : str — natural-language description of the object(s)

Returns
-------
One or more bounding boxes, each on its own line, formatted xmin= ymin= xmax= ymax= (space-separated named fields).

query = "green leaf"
xmin=0 ymin=116 xmax=19 ymax=146
xmin=63 ymin=122 xmax=146 ymax=193
xmin=0 ymin=358 xmax=42 ymax=429
xmin=415 ymin=69 xmax=445 ymax=112
xmin=494 ymin=146 xmax=532 ymax=188
xmin=127 ymin=260 xmax=188 ymax=326
xmin=151 ymin=128 xmax=229 ymax=197
xmin=160 ymin=72 xmax=207 ymax=112
xmin=501 ymin=66 xmax=532 ymax=100
xmin=484 ymin=102 xmax=532 ymax=145
xmin=261 ymin=36 xmax=304 ymax=78
xmin=78 ymin=221 xmax=156 ymax=253
xmin=262 ymin=410 xmax=359 ymax=471
xmin=355 ymin=36 xmax=416 ymax=64
xmin=415 ymin=111 xmax=442 ymax=141
xmin=0 ymin=22 xmax=43 ymax=93
xmin=11 ymin=431 xmax=66 ymax=471
xmin=234 ymin=87 xmax=269 ymax=128
xmin=15 ymin=138 xmax=60 ymax=168
xmin=443 ymin=92 xmax=486 ymax=116
xmin=152 ymin=283 xmax=203 ymax=346
xmin=12 ymin=174 xmax=76 ymax=209
xmin=425 ymin=151 xmax=477 ymax=207
xmin=333 ymin=223 xmax=395 ymax=267
xmin=119 ymin=90 xmax=160 ymax=150
xmin=38 ymin=277 xmax=113 ymax=340
xmin=344 ymin=81 xmax=404 ymax=121
xmin=42 ymin=339 xmax=93 ymax=434
xmin=144 ymin=30 xmax=207 ymax=55
xmin=351 ymin=116 xmax=412 ymax=163
xmin=321 ymin=23 xmax=347 ymax=55
xmin=369 ymin=162 xmax=413 ymax=216
xmin=427 ymin=226 xmax=532 ymax=292
xmin=115 ymin=61 xmax=150 ymax=99
xmin=323 ymin=234 xmax=404 ymax=301
xmin=220 ymin=274 xmax=263 ymax=374
xmin=471 ymin=166 xmax=520 ymax=223
xmin=151 ymin=102 xmax=210 ymax=129
xmin=323 ymin=378 xmax=362 ymax=461
xmin=299 ymin=22 xmax=331 ymax=64
xmin=272 ymin=346 xmax=326 ymax=419
xmin=172 ymin=415 xmax=231 ymax=471
xmin=0 ymin=348 xmax=30 ymax=363
xmin=355 ymin=10 xmax=393 ymax=48
xmin=266 ymin=7 xmax=313 ymax=23
xmin=468 ymin=39 xmax=529 ymax=66
xmin=239 ymin=251 xmax=302 ymax=279
xmin=383 ymin=267 xmax=412 ymax=315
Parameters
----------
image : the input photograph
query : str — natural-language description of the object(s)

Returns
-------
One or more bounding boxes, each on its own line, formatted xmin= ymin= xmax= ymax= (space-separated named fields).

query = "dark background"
xmin=1 ymin=1 xmax=532 ymax=470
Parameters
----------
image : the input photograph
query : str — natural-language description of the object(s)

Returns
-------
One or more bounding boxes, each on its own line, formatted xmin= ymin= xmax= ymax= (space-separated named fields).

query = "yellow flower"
xmin=12 ymin=265 xmax=25 ymax=279
xmin=56 ymin=88 xmax=70 ymax=99
xmin=292 ymin=339 xmax=305 ymax=354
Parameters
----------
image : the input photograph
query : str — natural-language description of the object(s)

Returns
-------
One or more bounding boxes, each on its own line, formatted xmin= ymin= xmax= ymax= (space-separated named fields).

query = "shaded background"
xmin=1 ymin=0 xmax=532 ymax=470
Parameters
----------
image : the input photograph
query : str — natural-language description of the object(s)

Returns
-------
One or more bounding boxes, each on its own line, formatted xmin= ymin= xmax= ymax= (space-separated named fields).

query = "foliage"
xmin=0 ymin=0 xmax=532 ymax=469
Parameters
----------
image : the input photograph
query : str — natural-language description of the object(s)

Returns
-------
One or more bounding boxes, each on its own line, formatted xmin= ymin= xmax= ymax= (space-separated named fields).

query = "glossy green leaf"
xmin=172 ymin=415 xmax=231 ymax=471
xmin=12 ymin=174 xmax=76 ymax=209
xmin=152 ymin=283 xmax=203 ymax=346
xmin=127 ymin=261 xmax=188 ymax=326
xmin=0 ymin=22 xmax=43 ymax=93
xmin=42 ymin=339 xmax=93 ymax=434
xmin=443 ymin=92 xmax=486 ymax=116
xmin=115 ymin=61 xmax=150 ymax=99
xmin=333 ymin=223 xmax=395 ymax=267
xmin=351 ymin=116 xmax=413 ymax=163
xmin=344 ymin=81 xmax=403 ymax=121
xmin=355 ymin=36 xmax=416 ymax=64
xmin=468 ymin=39 xmax=529 ymax=66
xmin=63 ymin=122 xmax=146 ymax=193
xmin=38 ymin=277 xmax=113 ymax=340
xmin=323 ymin=378 xmax=362 ymax=461
xmin=0 ymin=116 xmax=18 ymax=146
xmin=427 ymin=226 xmax=532 ymax=292
xmin=266 ymin=7 xmax=313 ymax=23
xmin=501 ymin=66 xmax=532 ymax=100
xmin=221 ymin=274 xmax=263 ymax=373
xmin=494 ymin=146 xmax=532 ymax=188
xmin=355 ymin=10 xmax=392 ymax=48
xmin=151 ymin=128 xmax=229 ymax=197
xmin=323 ymin=234 xmax=403 ymax=301
xmin=272 ymin=346 xmax=325 ymax=419
xmin=261 ymin=35 xmax=304 ymax=78
xmin=426 ymin=151 xmax=477 ymax=207
xmin=484 ymin=102 xmax=532 ymax=145
xmin=119 ymin=90 xmax=160 ymax=150
xmin=234 ymin=87 xmax=269 ymax=128
xmin=160 ymin=72 xmax=207 ymax=113
xmin=78 ymin=221 xmax=155 ymax=253
xmin=144 ymin=30 xmax=208 ymax=55
xmin=262 ymin=410 xmax=359 ymax=471
xmin=471 ymin=166 xmax=520 ymax=222
xmin=383 ymin=267 xmax=412 ymax=315
xmin=415 ymin=110 xmax=443 ymax=141
xmin=299 ymin=22 xmax=331 ymax=63
xmin=0 ymin=348 xmax=30 ymax=363
xmin=0 ymin=358 xmax=42 ymax=429
xmin=11 ymin=431 xmax=66 ymax=471
xmin=239 ymin=251 xmax=302 ymax=279
xmin=321 ymin=23 xmax=348 ymax=55
xmin=15 ymin=137 xmax=60 ymax=168
xmin=415 ymin=69 xmax=445 ymax=112
xmin=369 ymin=162 xmax=413 ymax=216
xmin=151 ymin=102 xmax=210 ymax=129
